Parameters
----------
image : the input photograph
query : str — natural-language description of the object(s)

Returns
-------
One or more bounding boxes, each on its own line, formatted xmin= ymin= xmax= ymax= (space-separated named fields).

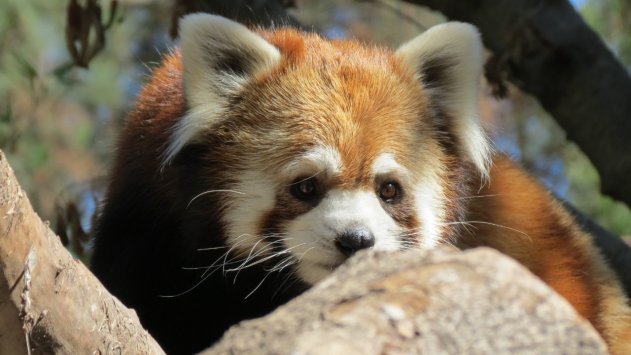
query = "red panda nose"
xmin=335 ymin=227 xmax=375 ymax=257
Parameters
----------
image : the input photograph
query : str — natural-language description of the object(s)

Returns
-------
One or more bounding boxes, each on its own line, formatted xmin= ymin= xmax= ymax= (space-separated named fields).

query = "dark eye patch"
xmin=289 ymin=176 xmax=324 ymax=205
xmin=378 ymin=181 xmax=402 ymax=203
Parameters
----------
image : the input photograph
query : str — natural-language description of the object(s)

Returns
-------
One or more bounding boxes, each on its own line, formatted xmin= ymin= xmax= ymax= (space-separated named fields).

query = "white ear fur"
xmin=163 ymin=13 xmax=281 ymax=165
xmin=396 ymin=22 xmax=491 ymax=179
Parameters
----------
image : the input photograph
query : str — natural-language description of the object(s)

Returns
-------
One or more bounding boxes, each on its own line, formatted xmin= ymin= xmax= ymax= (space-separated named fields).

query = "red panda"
xmin=90 ymin=13 xmax=631 ymax=354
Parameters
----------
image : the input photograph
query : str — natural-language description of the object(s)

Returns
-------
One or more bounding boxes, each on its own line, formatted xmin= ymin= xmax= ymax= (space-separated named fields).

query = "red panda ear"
xmin=163 ymin=14 xmax=281 ymax=165
xmin=396 ymin=22 xmax=491 ymax=180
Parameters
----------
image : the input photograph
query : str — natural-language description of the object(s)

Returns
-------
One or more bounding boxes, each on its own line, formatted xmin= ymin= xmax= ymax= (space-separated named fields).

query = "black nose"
xmin=335 ymin=227 xmax=375 ymax=257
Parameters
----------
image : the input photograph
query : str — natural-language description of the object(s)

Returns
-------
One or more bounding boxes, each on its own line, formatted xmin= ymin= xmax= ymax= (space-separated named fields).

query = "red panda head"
xmin=163 ymin=14 xmax=490 ymax=284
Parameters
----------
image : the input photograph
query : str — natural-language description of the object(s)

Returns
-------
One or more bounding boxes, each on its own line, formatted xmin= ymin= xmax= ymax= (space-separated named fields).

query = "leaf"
xmin=0 ymin=104 xmax=12 ymax=148
xmin=0 ymin=104 xmax=11 ymax=124
xmin=12 ymin=51 xmax=38 ymax=84
xmin=52 ymin=61 xmax=77 ymax=85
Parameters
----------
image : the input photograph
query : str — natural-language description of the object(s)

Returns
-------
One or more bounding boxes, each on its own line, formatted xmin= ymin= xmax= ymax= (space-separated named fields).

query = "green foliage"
xmin=564 ymin=143 xmax=631 ymax=236
xmin=0 ymin=105 xmax=12 ymax=147
xmin=582 ymin=0 xmax=631 ymax=65
xmin=0 ymin=0 xmax=167 ymax=231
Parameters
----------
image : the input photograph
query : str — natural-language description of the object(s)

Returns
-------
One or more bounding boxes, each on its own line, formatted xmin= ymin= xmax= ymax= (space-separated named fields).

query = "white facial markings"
xmin=372 ymin=152 xmax=408 ymax=178
xmin=220 ymin=147 xmax=448 ymax=285
xmin=373 ymin=152 xmax=449 ymax=249
xmin=413 ymin=169 xmax=447 ymax=248
xmin=284 ymin=189 xmax=403 ymax=284
xmin=282 ymin=145 xmax=342 ymax=180
xmin=222 ymin=170 xmax=277 ymax=256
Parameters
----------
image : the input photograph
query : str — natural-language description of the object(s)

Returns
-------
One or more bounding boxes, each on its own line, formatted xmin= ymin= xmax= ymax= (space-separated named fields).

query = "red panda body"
xmin=91 ymin=14 xmax=631 ymax=354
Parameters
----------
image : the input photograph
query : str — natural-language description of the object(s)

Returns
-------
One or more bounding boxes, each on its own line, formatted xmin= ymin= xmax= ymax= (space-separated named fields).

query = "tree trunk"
xmin=404 ymin=0 xmax=631 ymax=207
xmin=0 ymin=151 xmax=165 ymax=355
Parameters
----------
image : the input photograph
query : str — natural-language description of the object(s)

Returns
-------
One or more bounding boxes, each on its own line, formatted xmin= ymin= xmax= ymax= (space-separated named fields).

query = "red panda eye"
xmin=291 ymin=178 xmax=319 ymax=201
xmin=379 ymin=181 xmax=400 ymax=202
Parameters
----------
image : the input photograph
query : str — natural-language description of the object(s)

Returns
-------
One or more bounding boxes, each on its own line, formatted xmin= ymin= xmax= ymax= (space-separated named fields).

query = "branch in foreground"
xmin=0 ymin=151 xmax=164 ymax=354
xmin=403 ymin=0 xmax=631 ymax=207
xmin=204 ymin=248 xmax=606 ymax=354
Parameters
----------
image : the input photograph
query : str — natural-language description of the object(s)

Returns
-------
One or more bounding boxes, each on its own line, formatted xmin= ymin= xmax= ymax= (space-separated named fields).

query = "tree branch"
xmin=0 ymin=151 xmax=164 ymax=354
xmin=402 ymin=0 xmax=631 ymax=207
xmin=203 ymin=248 xmax=606 ymax=353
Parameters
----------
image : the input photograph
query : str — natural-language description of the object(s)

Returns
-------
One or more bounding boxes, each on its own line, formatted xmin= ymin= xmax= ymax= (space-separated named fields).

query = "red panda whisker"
xmin=456 ymin=194 xmax=502 ymax=200
xmin=272 ymin=271 xmax=302 ymax=300
xmin=266 ymin=255 xmax=305 ymax=278
xmin=159 ymin=258 xmax=234 ymax=298
xmin=279 ymin=169 xmax=327 ymax=188
xmin=195 ymin=242 xmax=282 ymax=285
xmin=266 ymin=255 xmax=297 ymax=273
xmin=196 ymin=245 xmax=229 ymax=251
xmin=442 ymin=221 xmax=532 ymax=240
xmin=218 ymin=236 xmax=253 ymax=275
xmin=229 ymin=239 xmax=300 ymax=281
xmin=243 ymin=245 xmax=318 ymax=299
xmin=225 ymin=242 xmax=312 ymax=273
xmin=198 ymin=251 xmax=244 ymax=280
xmin=216 ymin=233 xmax=291 ymax=274
xmin=244 ymin=271 xmax=273 ymax=300
xmin=186 ymin=189 xmax=247 ymax=209
xmin=232 ymin=236 xmax=271 ymax=273
xmin=293 ymin=245 xmax=318 ymax=260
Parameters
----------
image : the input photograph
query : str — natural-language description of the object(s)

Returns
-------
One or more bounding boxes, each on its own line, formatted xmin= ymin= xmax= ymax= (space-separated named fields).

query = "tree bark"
xmin=204 ymin=248 xmax=607 ymax=354
xmin=0 ymin=151 xmax=165 ymax=355
xmin=403 ymin=0 xmax=631 ymax=207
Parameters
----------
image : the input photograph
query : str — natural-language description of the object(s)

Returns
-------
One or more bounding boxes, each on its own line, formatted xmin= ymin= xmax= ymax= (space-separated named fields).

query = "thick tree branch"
xmin=403 ymin=0 xmax=631 ymax=206
xmin=204 ymin=248 xmax=606 ymax=354
xmin=0 ymin=151 xmax=164 ymax=354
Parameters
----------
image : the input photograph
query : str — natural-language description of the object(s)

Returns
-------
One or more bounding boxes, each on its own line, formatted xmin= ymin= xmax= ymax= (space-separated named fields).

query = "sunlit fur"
xmin=91 ymin=14 xmax=631 ymax=354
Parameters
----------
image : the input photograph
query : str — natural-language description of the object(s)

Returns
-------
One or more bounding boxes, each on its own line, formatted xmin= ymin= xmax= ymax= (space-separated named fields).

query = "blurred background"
xmin=1 ymin=0 xmax=630 ymax=259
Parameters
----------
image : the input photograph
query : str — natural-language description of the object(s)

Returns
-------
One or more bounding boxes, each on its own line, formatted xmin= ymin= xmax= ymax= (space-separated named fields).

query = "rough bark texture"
xmin=204 ymin=248 xmax=607 ymax=354
xmin=0 ymin=151 xmax=165 ymax=355
xmin=403 ymin=0 xmax=631 ymax=207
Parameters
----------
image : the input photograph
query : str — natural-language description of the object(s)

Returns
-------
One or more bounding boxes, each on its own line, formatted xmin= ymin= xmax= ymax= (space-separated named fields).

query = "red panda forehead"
xmin=231 ymin=29 xmax=433 ymax=181
xmin=259 ymin=27 xmax=403 ymax=72
xmin=248 ymin=32 xmax=427 ymax=129
xmin=240 ymin=65 xmax=425 ymax=171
